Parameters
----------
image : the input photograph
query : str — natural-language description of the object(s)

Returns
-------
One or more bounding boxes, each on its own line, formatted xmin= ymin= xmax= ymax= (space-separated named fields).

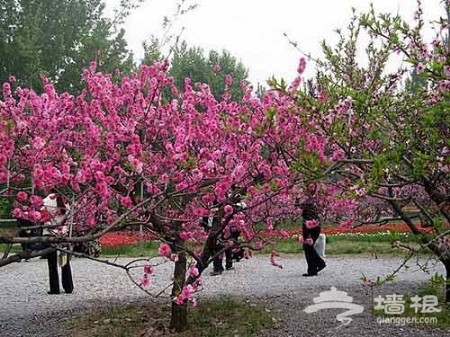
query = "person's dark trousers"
xmin=225 ymin=248 xmax=233 ymax=269
xmin=213 ymin=251 xmax=225 ymax=272
xmin=303 ymin=227 xmax=325 ymax=275
xmin=47 ymin=250 xmax=74 ymax=294
xmin=47 ymin=250 xmax=60 ymax=294
xmin=232 ymin=248 xmax=244 ymax=262
xmin=61 ymin=260 xmax=73 ymax=293
xmin=197 ymin=235 xmax=221 ymax=274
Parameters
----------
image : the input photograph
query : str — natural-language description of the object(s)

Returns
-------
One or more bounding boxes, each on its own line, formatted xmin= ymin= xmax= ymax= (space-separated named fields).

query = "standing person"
xmin=199 ymin=203 xmax=226 ymax=276
xmin=300 ymin=183 xmax=326 ymax=277
xmin=228 ymin=193 xmax=246 ymax=264
xmin=42 ymin=192 xmax=74 ymax=294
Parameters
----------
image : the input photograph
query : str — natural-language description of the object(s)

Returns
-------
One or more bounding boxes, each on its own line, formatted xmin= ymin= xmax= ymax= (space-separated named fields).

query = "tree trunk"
xmin=169 ymin=241 xmax=188 ymax=332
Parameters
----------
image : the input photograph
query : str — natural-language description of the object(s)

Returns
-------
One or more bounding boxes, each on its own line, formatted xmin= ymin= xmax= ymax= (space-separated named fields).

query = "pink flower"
xmin=120 ymin=196 xmax=133 ymax=208
xmin=16 ymin=191 xmax=28 ymax=202
xmin=304 ymin=238 xmax=314 ymax=245
xmin=288 ymin=76 xmax=301 ymax=93
xmin=89 ymin=61 xmax=97 ymax=73
xmin=32 ymin=137 xmax=46 ymax=150
xmin=332 ymin=150 xmax=345 ymax=161
xmin=231 ymin=164 xmax=245 ymax=180
xmin=174 ymin=284 xmax=195 ymax=305
xmin=144 ymin=265 xmax=154 ymax=274
xmin=444 ymin=66 xmax=450 ymax=77
xmin=416 ymin=62 xmax=425 ymax=74
xmin=189 ymin=298 xmax=198 ymax=307
xmin=188 ymin=265 xmax=199 ymax=278
xmin=140 ymin=274 xmax=151 ymax=287
xmin=225 ymin=74 xmax=233 ymax=87
xmin=158 ymin=243 xmax=172 ymax=257
xmin=270 ymin=251 xmax=283 ymax=269
xmin=28 ymin=210 xmax=42 ymax=222
xmin=224 ymin=204 xmax=234 ymax=215
xmin=305 ymin=219 xmax=319 ymax=229
xmin=362 ymin=275 xmax=375 ymax=287
xmin=318 ymin=91 xmax=327 ymax=103
xmin=204 ymin=160 xmax=215 ymax=171
xmin=297 ymin=57 xmax=307 ymax=74
xmin=340 ymin=219 xmax=354 ymax=229
xmin=213 ymin=64 xmax=221 ymax=72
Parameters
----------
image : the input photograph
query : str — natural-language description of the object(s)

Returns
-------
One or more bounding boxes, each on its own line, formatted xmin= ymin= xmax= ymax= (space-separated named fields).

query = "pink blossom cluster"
xmin=139 ymin=264 xmax=155 ymax=288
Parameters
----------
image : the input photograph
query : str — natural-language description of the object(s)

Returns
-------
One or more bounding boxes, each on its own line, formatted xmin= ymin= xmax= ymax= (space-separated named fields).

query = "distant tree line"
xmin=0 ymin=0 xmax=249 ymax=99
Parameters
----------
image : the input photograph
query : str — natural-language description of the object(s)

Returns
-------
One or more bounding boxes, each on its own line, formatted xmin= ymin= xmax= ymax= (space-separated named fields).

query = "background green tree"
xmin=0 ymin=0 xmax=136 ymax=93
xmin=170 ymin=42 xmax=248 ymax=100
xmin=143 ymin=40 xmax=249 ymax=101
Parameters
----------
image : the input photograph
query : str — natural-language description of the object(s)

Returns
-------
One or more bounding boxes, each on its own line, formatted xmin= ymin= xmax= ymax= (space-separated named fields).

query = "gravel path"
xmin=0 ymin=254 xmax=449 ymax=337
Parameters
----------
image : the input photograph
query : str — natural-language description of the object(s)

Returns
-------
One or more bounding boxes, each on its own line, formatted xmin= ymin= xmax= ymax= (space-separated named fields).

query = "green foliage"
xmin=143 ymin=40 xmax=249 ymax=101
xmin=277 ymin=2 xmax=449 ymax=250
xmin=0 ymin=0 xmax=136 ymax=93
xmin=0 ymin=196 xmax=13 ymax=219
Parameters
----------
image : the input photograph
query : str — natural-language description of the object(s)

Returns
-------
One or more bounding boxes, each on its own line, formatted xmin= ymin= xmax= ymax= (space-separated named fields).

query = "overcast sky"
xmin=106 ymin=0 xmax=444 ymax=86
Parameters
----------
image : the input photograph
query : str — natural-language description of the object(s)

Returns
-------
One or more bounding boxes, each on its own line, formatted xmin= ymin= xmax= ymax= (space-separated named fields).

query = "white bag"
xmin=314 ymin=233 xmax=326 ymax=258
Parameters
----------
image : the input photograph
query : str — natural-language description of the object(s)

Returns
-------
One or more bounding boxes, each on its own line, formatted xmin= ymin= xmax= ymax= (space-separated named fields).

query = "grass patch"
xmin=0 ymin=226 xmax=16 ymax=236
xmin=0 ymin=227 xmax=428 ymax=259
xmin=0 ymin=243 xmax=21 ymax=255
xmin=101 ymin=241 xmax=159 ymax=257
xmin=65 ymin=297 xmax=275 ymax=337
xmin=259 ymin=232 xmax=424 ymax=256
xmin=103 ymin=232 xmax=429 ymax=258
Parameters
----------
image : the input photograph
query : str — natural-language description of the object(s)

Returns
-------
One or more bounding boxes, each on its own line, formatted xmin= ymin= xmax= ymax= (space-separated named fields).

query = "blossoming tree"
xmin=274 ymin=2 xmax=449 ymax=303
xmin=0 ymin=54 xmax=360 ymax=330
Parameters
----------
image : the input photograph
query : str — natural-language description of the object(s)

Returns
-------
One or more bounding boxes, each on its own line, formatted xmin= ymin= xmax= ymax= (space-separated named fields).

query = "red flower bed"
xmin=99 ymin=232 xmax=139 ymax=247
xmin=99 ymin=224 xmax=431 ymax=248
xmin=100 ymin=231 xmax=157 ymax=247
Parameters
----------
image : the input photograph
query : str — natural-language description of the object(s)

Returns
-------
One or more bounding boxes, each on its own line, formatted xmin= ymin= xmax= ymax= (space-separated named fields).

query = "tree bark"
xmin=169 ymin=241 xmax=188 ymax=332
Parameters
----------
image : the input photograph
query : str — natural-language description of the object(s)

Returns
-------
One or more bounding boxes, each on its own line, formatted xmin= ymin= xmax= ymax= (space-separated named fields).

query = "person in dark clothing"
xmin=16 ymin=212 xmax=73 ymax=294
xmin=16 ymin=218 xmax=45 ymax=253
xmin=199 ymin=205 xmax=228 ymax=276
xmin=300 ymin=183 xmax=326 ymax=277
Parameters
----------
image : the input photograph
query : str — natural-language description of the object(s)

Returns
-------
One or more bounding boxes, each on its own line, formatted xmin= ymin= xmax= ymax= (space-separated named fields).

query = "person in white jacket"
xmin=42 ymin=192 xmax=73 ymax=294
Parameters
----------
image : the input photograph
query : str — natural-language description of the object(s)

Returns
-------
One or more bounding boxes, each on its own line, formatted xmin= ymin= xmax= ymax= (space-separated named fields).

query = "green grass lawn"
xmin=1 ymin=230 xmax=428 ymax=259
xmin=65 ymin=297 xmax=275 ymax=337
